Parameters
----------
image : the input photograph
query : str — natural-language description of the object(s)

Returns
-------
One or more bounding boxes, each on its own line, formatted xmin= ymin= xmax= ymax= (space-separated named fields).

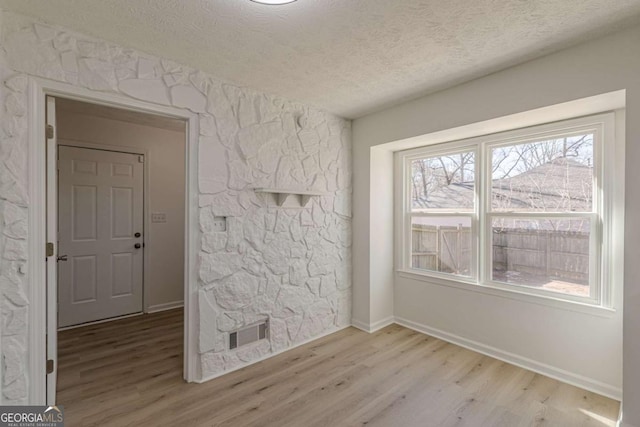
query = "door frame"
xmin=56 ymin=142 xmax=153 ymax=319
xmin=27 ymin=77 xmax=200 ymax=404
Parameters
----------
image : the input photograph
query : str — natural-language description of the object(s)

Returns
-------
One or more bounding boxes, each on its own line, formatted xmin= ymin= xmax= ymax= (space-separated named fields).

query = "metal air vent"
xmin=229 ymin=320 xmax=269 ymax=350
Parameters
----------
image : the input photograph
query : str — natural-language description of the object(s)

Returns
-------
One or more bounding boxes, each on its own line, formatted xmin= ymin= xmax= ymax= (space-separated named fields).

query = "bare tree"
xmin=410 ymin=133 xmax=593 ymax=212
xmin=410 ymin=152 xmax=475 ymax=208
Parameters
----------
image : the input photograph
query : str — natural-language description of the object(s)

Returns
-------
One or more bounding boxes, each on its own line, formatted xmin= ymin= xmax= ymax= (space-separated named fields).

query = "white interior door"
xmin=58 ymin=146 xmax=144 ymax=327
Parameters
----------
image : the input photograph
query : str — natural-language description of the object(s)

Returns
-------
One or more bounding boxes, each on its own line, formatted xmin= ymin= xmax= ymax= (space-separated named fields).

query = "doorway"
xmin=44 ymin=93 xmax=193 ymax=405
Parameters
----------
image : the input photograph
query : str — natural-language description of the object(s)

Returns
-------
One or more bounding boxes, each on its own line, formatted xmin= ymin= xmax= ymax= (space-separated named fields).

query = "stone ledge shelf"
xmin=253 ymin=188 xmax=327 ymax=208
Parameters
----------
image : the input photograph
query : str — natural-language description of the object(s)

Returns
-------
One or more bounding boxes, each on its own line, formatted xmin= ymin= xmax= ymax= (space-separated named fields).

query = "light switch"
xmin=151 ymin=212 xmax=167 ymax=223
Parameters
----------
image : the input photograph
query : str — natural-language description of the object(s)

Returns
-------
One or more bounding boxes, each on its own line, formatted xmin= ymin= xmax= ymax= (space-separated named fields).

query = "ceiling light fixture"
xmin=250 ymin=0 xmax=297 ymax=5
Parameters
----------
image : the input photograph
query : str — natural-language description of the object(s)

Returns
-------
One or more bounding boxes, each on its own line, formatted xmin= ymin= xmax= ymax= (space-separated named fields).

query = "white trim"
xmin=396 ymin=270 xmax=616 ymax=317
xmin=27 ymin=80 xmax=47 ymax=405
xmin=44 ymin=96 xmax=58 ymax=405
xmin=57 ymin=312 xmax=144 ymax=331
xmin=602 ymin=109 xmax=625 ymax=309
xmin=57 ymin=303 xmax=184 ymax=330
xmin=27 ymin=77 xmax=200 ymax=405
xmin=616 ymin=418 xmax=637 ymax=427
xmin=350 ymin=316 xmax=395 ymax=333
xmin=367 ymin=316 xmax=395 ymax=332
xmin=184 ymin=99 xmax=200 ymax=384
xmin=379 ymin=90 xmax=625 ymax=153
xmin=146 ymin=301 xmax=184 ymax=314
xmin=197 ymin=324 xmax=352 ymax=384
xmin=393 ymin=151 xmax=404 ymax=272
xmin=397 ymin=112 xmax=620 ymax=309
xmin=394 ymin=316 xmax=622 ymax=401
xmin=350 ymin=318 xmax=370 ymax=332
xmin=57 ymin=139 xmax=147 ymax=155
xmin=617 ymin=406 xmax=624 ymax=427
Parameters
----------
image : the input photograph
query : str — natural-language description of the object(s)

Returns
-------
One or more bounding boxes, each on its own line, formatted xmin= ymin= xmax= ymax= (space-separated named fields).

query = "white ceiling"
xmin=2 ymin=0 xmax=640 ymax=118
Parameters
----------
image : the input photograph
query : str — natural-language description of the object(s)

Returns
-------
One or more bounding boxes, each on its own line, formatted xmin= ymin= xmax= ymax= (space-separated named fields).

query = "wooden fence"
xmin=411 ymin=224 xmax=472 ymax=275
xmin=412 ymin=225 xmax=589 ymax=284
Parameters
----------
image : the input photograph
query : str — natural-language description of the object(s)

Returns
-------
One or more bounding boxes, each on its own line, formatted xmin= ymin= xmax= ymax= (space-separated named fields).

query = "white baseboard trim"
xmin=617 ymin=407 xmax=623 ymax=427
xmin=350 ymin=318 xmax=370 ymax=332
xmin=351 ymin=316 xmax=395 ymax=333
xmin=618 ymin=417 xmax=639 ymax=427
xmin=58 ymin=312 xmax=143 ymax=331
xmin=394 ymin=316 xmax=622 ymax=401
xmin=197 ymin=324 xmax=352 ymax=384
xmin=146 ymin=301 xmax=184 ymax=314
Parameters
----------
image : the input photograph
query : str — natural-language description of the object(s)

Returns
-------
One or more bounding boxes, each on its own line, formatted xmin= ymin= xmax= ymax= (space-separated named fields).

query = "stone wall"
xmin=0 ymin=11 xmax=351 ymax=403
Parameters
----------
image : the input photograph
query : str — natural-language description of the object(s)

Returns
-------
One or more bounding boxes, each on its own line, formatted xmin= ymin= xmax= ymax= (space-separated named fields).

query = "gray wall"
xmin=353 ymin=25 xmax=640 ymax=424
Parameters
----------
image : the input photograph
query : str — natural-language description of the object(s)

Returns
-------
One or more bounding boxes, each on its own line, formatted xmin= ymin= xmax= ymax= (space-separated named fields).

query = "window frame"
xmin=403 ymin=144 xmax=480 ymax=281
xmin=396 ymin=113 xmax=616 ymax=309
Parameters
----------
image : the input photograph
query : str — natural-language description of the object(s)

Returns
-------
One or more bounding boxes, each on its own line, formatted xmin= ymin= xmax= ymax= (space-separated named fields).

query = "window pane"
xmin=410 ymin=151 xmax=475 ymax=211
xmin=491 ymin=134 xmax=594 ymax=212
xmin=412 ymin=216 xmax=472 ymax=277
xmin=491 ymin=217 xmax=591 ymax=297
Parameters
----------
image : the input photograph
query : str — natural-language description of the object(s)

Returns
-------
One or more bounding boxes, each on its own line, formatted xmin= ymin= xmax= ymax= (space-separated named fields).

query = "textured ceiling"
xmin=2 ymin=0 xmax=640 ymax=118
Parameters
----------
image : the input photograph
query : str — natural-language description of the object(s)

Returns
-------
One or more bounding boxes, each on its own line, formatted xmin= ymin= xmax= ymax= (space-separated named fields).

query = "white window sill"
xmin=396 ymin=269 xmax=617 ymax=318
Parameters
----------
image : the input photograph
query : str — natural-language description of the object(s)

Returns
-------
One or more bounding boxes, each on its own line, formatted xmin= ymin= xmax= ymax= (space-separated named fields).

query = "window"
xmin=398 ymin=114 xmax=616 ymax=307
xmin=408 ymin=149 xmax=476 ymax=278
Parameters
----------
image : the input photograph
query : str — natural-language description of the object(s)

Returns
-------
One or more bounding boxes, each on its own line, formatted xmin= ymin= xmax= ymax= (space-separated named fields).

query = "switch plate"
xmin=151 ymin=212 xmax=167 ymax=223
xmin=212 ymin=216 xmax=227 ymax=232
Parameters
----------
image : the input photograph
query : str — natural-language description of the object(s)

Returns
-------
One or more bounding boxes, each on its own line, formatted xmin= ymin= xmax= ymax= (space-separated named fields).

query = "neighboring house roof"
xmin=416 ymin=182 xmax=475 ymax=210
xmin=412 ymin=158 xmax=593 ymax=232
xmin=413 ymin=158 xmax=593 ymax=212
xmin=492 ymin=157 xmax=592 ymax=212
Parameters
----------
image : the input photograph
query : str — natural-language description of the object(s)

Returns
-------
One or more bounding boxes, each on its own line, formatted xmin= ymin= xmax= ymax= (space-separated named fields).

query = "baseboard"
xmin=350 ymin=316 xmax=395 ymax=333
xmin=617 ymin=405 xmax=640 ymax=427
xmin=59 ymin=302 xmax=184 ymax=331
xmin=146 ymin=301 xmax=184 ymax=313
xmin=350 ymin=318 xmax=370 ymax=332
xmin=618 ymin=417 xmax=639 ymax=427
xmin=197 ymin=324 xmax=352 ymax=384
xmin=58 ymin=312 xmax=143 ymax=331
xmin=394 ymin=316 xmax=622 ymax=401
xmin=617 ymin=406 xmax=623 ymax=427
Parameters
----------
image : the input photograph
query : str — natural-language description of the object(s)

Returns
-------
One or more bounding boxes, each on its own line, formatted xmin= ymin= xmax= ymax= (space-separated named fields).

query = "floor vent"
xmin=229 ymin=320 xmax=269 ymax=350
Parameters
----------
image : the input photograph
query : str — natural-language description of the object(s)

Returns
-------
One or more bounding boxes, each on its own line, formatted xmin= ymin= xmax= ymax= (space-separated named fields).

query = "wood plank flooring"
xmin=57 ymin=308 xmax=619 ymax=426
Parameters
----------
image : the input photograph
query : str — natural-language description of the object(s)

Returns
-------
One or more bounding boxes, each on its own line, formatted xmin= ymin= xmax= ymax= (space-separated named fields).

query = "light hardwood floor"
xmin=57 ymin=309 xmax=619 ymax=426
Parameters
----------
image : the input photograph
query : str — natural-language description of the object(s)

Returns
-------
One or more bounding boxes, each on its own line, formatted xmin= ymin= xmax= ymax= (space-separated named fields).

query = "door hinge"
xmin=46 ymin=242 xmax=54 ymax=257
xmin=138 ymin=155 xmax=144 ymax=163
xmin=46 ymin=124 xmax=54 ymax=139
xmin=46 ymin=359 xmax=54 ymax=374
